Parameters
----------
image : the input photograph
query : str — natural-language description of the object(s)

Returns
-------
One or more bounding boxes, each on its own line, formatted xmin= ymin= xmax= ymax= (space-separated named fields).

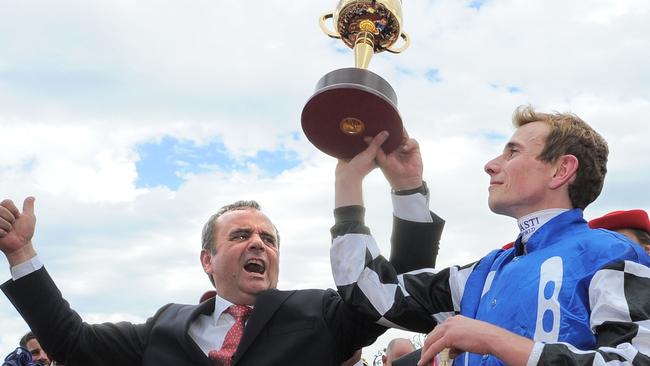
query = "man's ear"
xmin=549 ymin=154 xmax=578 ymax=190
xmin=200 ymin=249 xmax=212 ymax=274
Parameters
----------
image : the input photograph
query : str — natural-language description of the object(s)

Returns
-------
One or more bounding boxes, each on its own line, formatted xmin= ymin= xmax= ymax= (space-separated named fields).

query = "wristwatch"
xmin=391 ymin=181 xmax=428 ymax=196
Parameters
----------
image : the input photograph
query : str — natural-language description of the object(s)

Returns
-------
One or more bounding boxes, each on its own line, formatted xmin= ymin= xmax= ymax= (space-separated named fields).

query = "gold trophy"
xmin=301 ymin=0 xmax=410 ymax=159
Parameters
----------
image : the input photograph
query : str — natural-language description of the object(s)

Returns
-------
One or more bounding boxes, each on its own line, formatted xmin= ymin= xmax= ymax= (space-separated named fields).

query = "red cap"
xmin=588 ymin=209 xmax=650 ymax=234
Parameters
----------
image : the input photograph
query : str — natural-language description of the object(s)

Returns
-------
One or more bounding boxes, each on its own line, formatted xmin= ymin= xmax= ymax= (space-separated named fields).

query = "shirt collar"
xmin=517 ymin=208 xmax=570 ymax=243
xmin=514 ymin=208 xmax=570 ymax=255
xmin=210 ymin=294 xmax=232 ymax=324
xmin=211 ymin=294 xmax=254 ymax=323
xmin=515 ymin=208 xmax=585 ymax=255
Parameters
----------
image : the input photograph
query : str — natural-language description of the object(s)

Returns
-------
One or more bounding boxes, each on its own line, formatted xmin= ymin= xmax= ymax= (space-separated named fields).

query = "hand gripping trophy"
xmin=301 ymin=0 xmax=410 ymax=159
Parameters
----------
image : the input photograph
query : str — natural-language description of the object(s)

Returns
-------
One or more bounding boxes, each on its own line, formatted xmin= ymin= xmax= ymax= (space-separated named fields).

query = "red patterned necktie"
xmin=209 ymin=305 xmax=252 ymax=366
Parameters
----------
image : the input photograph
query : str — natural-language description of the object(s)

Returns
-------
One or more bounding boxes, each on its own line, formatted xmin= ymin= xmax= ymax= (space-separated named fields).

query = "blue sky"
xmin=135 ymin=137 xmax=300 ymax=190
xmin=469 ymin=0 xmax=490 ymax=10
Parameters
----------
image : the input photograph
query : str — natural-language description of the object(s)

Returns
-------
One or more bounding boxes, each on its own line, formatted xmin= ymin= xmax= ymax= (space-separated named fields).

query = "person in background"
xmin=382 ymin=338 xmax=415 ymax=366
xmin=588 ymin=209 xmax=650 ymax=254
xmin=18 ymin=333 xmax=50 ymax=366
xmin=3 ymin=346 xmax=42 ymax=366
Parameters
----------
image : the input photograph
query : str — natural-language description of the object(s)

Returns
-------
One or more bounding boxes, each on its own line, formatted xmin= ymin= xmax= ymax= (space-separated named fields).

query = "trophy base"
xmin=301 ymin=68 xmax=403 ymax=160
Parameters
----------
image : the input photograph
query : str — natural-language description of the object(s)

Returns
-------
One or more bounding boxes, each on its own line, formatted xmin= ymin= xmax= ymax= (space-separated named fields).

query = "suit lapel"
xmin=231 ymin=289 xmax=294 ymax=365
xmin=178 ymin=298 xmax=215 ymax=366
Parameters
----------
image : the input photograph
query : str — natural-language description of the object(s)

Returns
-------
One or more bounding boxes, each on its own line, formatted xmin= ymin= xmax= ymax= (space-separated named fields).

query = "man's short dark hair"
xmin=201 ymin=200 xmax=261 ymax=254
xmin=19 ymin=331 xmax=36 ymax=348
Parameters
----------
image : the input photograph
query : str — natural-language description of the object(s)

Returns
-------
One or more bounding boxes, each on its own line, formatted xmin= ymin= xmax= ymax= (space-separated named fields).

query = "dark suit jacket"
xmin=2 ymin=212 xmax=443 ymax=366
xmin=3 ymin=268 xmax=383 ymax=366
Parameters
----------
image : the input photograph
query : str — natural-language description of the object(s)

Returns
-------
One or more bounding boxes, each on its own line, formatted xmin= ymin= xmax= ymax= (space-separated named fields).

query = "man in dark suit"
xmin=0 ymin=136 xmax=443 ymax=366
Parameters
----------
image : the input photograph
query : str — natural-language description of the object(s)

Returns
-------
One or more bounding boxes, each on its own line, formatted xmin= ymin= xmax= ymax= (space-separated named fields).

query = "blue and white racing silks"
xmin=331 ymin=207 xmax=650 ymax=365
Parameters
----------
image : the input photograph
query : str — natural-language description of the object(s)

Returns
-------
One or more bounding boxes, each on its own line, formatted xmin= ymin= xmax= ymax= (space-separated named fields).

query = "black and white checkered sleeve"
xmin=330 ymin=205 xmax=475 ymax=334
xmin=530 ymin=260 xmax=650 ymax=366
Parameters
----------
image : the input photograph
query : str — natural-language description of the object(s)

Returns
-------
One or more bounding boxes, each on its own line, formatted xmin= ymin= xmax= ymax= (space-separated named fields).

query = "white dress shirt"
xmin=189 ymin=295 xmax=253 ymax=355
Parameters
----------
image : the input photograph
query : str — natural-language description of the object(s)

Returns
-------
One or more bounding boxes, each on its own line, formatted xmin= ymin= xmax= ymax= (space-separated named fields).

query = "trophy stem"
xmin=354 ymin=31 xmax=375 ymax=69
xmin=354 ymin=19 xmax=377 ymax=69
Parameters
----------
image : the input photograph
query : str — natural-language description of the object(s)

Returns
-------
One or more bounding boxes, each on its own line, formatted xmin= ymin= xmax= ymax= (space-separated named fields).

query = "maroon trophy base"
xmin=301 ymin=68 xmax=403 ymax=160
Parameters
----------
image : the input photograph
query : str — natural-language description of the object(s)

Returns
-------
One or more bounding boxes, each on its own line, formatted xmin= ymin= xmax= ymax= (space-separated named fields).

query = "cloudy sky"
xmin=1 ymin=0 xmax=649 ymax=362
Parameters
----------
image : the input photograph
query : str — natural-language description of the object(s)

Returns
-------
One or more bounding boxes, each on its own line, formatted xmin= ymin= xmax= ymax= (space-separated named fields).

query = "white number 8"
xmin=534 ymin=256 xmax=563 ymax=342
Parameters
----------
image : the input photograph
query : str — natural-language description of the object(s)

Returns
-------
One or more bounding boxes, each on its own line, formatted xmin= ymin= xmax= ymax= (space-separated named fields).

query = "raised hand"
xmin=334 ymin=131 xmax=389 ymax=207
xmin=0 ymin=197 xmax=37 ymax=266
xmin=376 ymin=131 xmax=423 ymax=191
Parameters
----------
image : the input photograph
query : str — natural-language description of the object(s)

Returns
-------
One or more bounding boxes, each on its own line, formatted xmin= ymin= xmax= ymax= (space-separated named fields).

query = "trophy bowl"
xmin=301 ymin=0 xmax=410 ymax=160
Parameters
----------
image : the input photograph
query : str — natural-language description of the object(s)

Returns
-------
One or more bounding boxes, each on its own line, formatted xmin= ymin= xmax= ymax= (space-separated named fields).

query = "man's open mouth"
xmin=244 ymin=258 xmax=265 ymax=274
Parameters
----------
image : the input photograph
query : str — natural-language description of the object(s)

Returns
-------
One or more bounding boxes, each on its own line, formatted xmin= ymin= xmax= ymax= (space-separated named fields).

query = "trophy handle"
xmin=319 ymin=12 xmax=341 ymax=39
xmin=385 ymin=31 xmax=410 ymax=54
